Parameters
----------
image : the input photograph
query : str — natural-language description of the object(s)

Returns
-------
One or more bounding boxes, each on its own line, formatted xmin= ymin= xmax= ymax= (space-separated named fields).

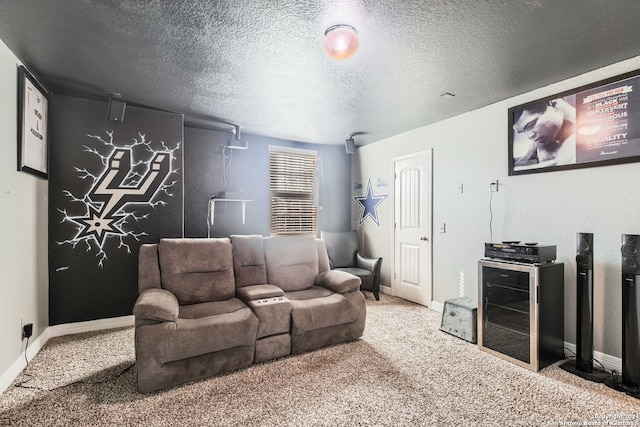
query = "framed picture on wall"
xmin=508 ymin=68 xmax=640 ymax=176
xmin=17 ymin=65 xmax=49 ymax=179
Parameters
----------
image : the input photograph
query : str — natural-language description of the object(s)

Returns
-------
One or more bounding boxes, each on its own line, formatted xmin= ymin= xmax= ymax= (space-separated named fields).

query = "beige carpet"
xmin=12 ymin=327 xmax=135 ymax=391
xmin=1 ymin=294 xmax=639 ymax=426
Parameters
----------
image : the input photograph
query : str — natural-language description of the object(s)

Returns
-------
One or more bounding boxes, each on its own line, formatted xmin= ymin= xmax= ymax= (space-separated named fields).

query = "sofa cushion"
xmin=179 ymin=297 xmax=248 ymax=319
xmin=264 ymin=236 xmax=319 ymax=292
xmin=158 ymin=238 xmax=235 ymax=305
xmin=231 ymin=234 xmax=268 ymax=288
xmin=152 ymin=305 xmax=258 ymax=364
xmin=288 ymin=292 xmax=361 ymax=334
xmin=284 ymin=286 xmax=333 ymax=300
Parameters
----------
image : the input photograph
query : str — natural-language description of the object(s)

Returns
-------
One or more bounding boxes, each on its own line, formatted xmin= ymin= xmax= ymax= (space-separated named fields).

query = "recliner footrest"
xmin=255 ymin=334 xmax=291 ymax=362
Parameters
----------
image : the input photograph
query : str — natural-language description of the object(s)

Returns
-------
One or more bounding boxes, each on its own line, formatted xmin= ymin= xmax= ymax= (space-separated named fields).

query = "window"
xmin=269 ymin=146 xmax=318 ymax=235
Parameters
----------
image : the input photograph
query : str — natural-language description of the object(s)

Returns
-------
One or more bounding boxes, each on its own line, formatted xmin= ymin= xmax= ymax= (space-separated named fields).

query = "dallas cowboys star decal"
xmin=355 ymin=179 xmax=387 ymax=226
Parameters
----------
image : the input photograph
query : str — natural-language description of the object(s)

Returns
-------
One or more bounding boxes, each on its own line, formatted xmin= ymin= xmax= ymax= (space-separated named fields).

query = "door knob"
xmin=420 ymin=236 xmax=428 ymax=241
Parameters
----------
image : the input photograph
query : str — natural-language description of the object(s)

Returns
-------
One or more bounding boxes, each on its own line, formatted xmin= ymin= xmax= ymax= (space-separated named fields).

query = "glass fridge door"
xmin=481 ymin=266 xmax=531 ymax=364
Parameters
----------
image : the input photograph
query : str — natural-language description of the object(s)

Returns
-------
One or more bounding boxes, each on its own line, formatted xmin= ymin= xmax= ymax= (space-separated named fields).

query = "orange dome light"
xmin=323 ymin=24 xmax=359 ymax=60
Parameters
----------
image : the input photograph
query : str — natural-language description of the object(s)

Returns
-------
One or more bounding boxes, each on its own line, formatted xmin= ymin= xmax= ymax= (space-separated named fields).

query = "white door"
xmin=393 ymin=150 xmax=432 ymax=306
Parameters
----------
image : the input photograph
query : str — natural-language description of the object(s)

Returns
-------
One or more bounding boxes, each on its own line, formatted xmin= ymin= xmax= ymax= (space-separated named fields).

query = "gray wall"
xmin=353 ymin=54 xmax=640 ymax=361
xmin=184 ymin=127 xmax=352 ymax=238
xmin=0 ymin=39 xmax=48 ymax=384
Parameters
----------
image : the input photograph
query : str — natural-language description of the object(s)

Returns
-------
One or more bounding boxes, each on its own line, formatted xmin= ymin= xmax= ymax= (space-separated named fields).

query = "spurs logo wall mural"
xmin=48 ymin=96 xmax=183 ymax=325
xmin=57 ymin=132 xmax=179 ymax=266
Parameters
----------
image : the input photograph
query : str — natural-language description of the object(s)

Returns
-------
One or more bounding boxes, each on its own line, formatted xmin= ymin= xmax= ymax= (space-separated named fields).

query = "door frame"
xmin=391 ymin=149 xmax=433 ymax=306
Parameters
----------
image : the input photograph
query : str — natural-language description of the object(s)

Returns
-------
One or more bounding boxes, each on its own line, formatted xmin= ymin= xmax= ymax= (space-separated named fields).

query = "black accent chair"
xmin=321 ymin=230 xmax=382 ymax=301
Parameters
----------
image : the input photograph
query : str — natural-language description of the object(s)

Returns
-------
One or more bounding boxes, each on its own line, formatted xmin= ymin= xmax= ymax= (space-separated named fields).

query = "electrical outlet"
xmin=21 ymin=318 xmax=33 ymax=340
xmin=22 ymin=323 xmax=33 ymax=340
xmin=439 ymin=223 xmax=446 ymax=233
xmin=490 ymin=179 xmax=499 ymax=192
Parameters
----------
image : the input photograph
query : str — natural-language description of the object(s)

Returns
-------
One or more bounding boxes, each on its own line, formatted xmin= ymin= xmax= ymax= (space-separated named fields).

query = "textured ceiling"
xmin=2 ymin=1 xmax=640 ymax=147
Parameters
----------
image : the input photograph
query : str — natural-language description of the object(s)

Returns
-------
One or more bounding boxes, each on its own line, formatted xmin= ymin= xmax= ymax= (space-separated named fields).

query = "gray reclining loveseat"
xmin=133 ymin=235 xmax=366 ymax=393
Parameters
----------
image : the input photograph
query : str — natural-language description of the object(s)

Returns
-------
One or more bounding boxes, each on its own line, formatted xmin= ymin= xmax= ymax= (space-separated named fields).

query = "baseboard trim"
xmin=430 ymin=301 xmax=444 ymax=313
xmin=563 ymin=342 xmax=621 ymax=373
xmin=381 ymin=285 xmax=444 ymax=313
xmin=0 ymin=315 xmax=134 ymax=394
xmin=46 ymin=315 xmax=134 ymax=338
xmin=0 ymin=329 xmax=49 ymax=394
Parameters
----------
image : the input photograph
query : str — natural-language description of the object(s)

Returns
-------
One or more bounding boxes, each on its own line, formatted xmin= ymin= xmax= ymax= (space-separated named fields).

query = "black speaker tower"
xmin=605 ymin=234 xmax=640 ymax=398
xmin=560 ymin=233 xmax=608 ymax=382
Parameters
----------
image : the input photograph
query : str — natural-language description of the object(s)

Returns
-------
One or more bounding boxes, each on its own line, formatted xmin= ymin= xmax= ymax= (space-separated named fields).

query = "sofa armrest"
xmin=237 ymin=284 xmax=284 ymax=303
xmin=356 ymin=253 xmax=382 ymax=286
xmin=315 ymin=270 xmax=361 ymax=294
xmin=133 ymin=288 xmax=179 ymax=322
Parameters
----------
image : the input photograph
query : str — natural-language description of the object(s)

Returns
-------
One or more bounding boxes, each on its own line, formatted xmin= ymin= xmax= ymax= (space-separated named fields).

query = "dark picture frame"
xmin=17 ymin=65 xmax=49 ymax=179
xmin=508 ymin=68 xmax=640 ymax=176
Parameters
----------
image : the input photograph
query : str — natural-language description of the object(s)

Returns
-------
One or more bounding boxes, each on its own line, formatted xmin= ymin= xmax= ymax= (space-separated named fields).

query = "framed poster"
xmin=508 ymin=68 xmax=640 ymax=176
xmin=17 ymin=65 xmax=49 ymax=179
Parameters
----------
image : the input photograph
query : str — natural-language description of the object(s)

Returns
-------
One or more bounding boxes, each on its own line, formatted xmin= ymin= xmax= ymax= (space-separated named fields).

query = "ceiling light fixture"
xmin=323 ymin=24 xmax=359 ymax=60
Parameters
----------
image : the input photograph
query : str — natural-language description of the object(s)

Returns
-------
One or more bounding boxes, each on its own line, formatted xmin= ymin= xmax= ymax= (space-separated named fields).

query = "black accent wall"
xmin=47 ymin=96 xmax=351 ymax=325
xmin=48 ymin=95 xmax=183 ymax=325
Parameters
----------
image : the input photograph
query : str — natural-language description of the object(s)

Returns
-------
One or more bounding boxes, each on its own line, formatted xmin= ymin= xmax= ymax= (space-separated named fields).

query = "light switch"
xmin=439 ymin=223 xmax=446 ymax=233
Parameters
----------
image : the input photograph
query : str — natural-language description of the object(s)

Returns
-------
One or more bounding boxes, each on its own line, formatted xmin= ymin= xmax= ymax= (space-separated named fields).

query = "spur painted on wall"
xmin=57 ymin=131 xmax=179 ymax=267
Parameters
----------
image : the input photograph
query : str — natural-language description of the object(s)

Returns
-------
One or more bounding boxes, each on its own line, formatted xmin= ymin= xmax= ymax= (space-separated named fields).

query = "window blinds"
xmin=269 ymin=147 xmax=318 ymax=235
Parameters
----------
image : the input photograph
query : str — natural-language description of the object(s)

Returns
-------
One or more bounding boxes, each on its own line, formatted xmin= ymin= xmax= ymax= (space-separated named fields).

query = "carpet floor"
xmin=1 ymin=294 xmax=639 ymax=426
